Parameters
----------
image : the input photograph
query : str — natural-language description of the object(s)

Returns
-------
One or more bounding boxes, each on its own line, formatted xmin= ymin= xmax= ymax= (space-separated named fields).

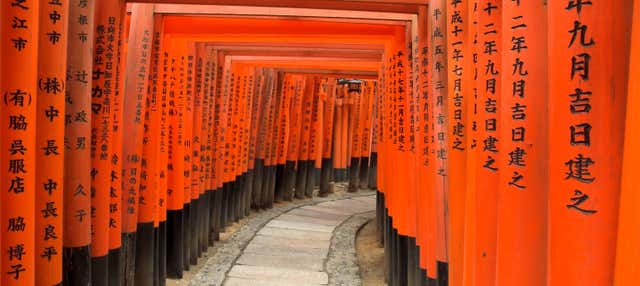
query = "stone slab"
xmin=266 ymin=219 xmax=335 ymax=233
xmin=350 ymin=195 xmax=376 ymax=204
xmin=236 ymin=252 xmax=325 ymax=271
xmin=250 ymin=234 xmax=330 ymax=249
xmin=225 ymin=277 xmax=325 ymax=286
xmin=301 ymin=205 xmax=354 ymax=216
xmin=258 ymin=226 xmax=333 ymax=241
xmin=227 ymin=265 xmax=328 ymax=285
xmin=244 ymin=241 xmax=329 ymax=257
xmin=317 ymin=200 xmax=373 ymax=212
xmin=277 ymin=213 xmax=344 ymax=226
xmin=287 ymin=208 xmax=349 ymax=221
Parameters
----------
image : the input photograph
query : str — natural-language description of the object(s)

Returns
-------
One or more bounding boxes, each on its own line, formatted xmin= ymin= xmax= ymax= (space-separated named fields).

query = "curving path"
xmin=224 ymin=194 xmax=375 ymax=286
xmin=184 ymin=188 xmax=376 ymax=286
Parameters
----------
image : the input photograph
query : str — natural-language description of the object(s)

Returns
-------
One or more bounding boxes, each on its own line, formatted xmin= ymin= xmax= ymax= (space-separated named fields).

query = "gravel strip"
xmin=325 ymin=211 xmax=376 ymax=286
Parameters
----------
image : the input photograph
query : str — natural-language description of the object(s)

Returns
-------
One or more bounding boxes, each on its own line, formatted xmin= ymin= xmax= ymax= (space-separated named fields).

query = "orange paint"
xmin=121 ymin=4 xmax=154 ymax=233
xmin=495 ymin=1 xmax=548 ymax=285
xmin=614 ymin=1 xmax=640 ymax=283
xmin=139 ymin=14 xmax=164 ymax=226
xmin=299 ymin=78 xmax=314 ymax=168
xmin=445 ymin=0 xmax=468 ymax=283
xmin=91 ymin=0 xmax=125 ymax=259
xmin=110 ymin=9 xmax=129 ymax=252
xmin=158 ymin=27 xmax=170 ymax=225
xmin=332 ymin=95 xmax=343 ymax=172
xmin=64 ymin=0 xmax=94 ymax=248
xmin=428 ymin=0 xmax=449 ymax=274
xmin=189 ymin=42 xmax=202 ymax=209
xmin=288 ymin=76 xmax=305 ymax=164
xmin=462 ymin=1 xmax=479 ymax=284
xmin=35 ymin=0 xmax=69 ymax=284
xmin=547 ymin=1 xmax=631 ymax=285
xmin=1 ymin=0 xmax=39 ymax=284
xmin=182 ymin=43 xmax=195 ymax=207
xmin=414 ymin=4 xmax=432 ymax=272
xmin=166 ymin=37 xmax=185 ymax=212
xmin=310 ymin=78 xmax=324 ymax=168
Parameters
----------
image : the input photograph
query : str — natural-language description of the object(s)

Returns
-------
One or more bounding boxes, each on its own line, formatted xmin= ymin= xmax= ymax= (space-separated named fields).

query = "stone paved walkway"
xmin=180 ymin=188 xmax=375 ymax=286
xmin=223 ymin=193 xmax=376 ymax=286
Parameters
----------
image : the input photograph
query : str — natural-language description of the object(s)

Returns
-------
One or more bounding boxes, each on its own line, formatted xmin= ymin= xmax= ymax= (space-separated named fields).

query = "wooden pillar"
xmin=495 ymin=1 xmax=548 ymax=285
xmin=332 ymin=91 xmax=344 ymax=182
xmin=348 ymin=81 xmax=362 ymax=193
xmin=120 ymin=4 xmax=153 ymax=285
xmin=109 ymin=10 xmax=129 ymax=286
xmin=1 ymin=0 xmax=39 ymax=285
xmin=445 ymin=1 xmax=468 ymax=284
xmin=219 ymin=58 xmax=232 ymax=219
xmin=414 ymin=4 xmax=432 ymax=281
xmin=166 ymin=37 xmax=185 ymax=279
xmin=285 ymin=76 xmax=304 ymax=199
xmin=319 ymin=80 xmax=336 ymax=196
xmin=241 ymin=68 xmax=255 ymax=215
xmin=233 ymin=66 xmax=246 ymax=218
xmin=275 ymin=74 xmax=292 ymax=201
xmin=548 ymin=0 xmax=631 ymax=285
xmin=197 ymin=44 xmax=211 ymax=251
xmin=295 ymin=78 xmax=314 ymax=198
xmin=157 ymin=25 xmax=170 ymax=286
xmin=36 ymin=0 xmax=69 ymax=285
xmin=91 ymin=1 xmax=125 ymax=285
xmin=306 ymin=78 xmax=323 ymax=196
xmin=462 ymin=0 xmax=479 ymax=285
xmin=134 ymin=12 xmax=163 ymax=286
xmin=211 ymin=50 xmax=223 ymax=238
xmin=428 ymin=0 xmax=449 ymax=283
xmin=205 ymin=47 xmax=218 ymax=243
xmin=359 ymin=81 xmax=374 ymax=189
xmin=340 ymin=88 xmax=350 ymax=181
xmin=473 ymin=1 xmax=501 ymax=285
xmin=64 ymin=0 xmax=95 ymax=284
xmin=228 ymin=65 xmax=241 ymax=218
xmin=614 ymin=1 xmax=640 ymax=284
xmin=182 ymin=42 xmax=195 ymax=267
xmin=194 ymin=43 xmax=207 ymax=256
xmin=369 ymin=79 xmax=380 ymax=190
xmin=245 ymin=66 xmax=257 ymax=211
xmin=405 ymin=18 xmax=420 ymax=284
xmin=263 ymin=68 xmax=276 ymax=207
xmin=314 ymin=80 xmax=326 ymax=189
xmin=397 ymin=25 xmax=413 ymax=286
xmin=251 ymin=68 xmax=268 ymax=207
xmin=250 ymin=68 xmax=266 ymax=207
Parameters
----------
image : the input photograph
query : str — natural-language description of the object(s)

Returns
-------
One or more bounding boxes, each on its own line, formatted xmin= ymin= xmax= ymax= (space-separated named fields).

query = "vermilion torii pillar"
xmin=462 ymin=1 xmax=479 ymax=285
xmin=36 ymin=0 xmax=69 ymax=285
xmin=1 ymin=0 xmax=39 ymax=285
xmin=474 ymin=1 xmax=501 ymax=285
xmin=121 ymin=4 xmax=154 ymax=285
xmin=428 ymin=0 xmax=449 ymax=283
xmin=91 ymin=1 xmax=126 ymax=285
xmin=445 ymin=1 xmax=467 ymax=284
xmin=548 ymin=1 xmax=631 ymax=285
xmin=64 ymin=0 xmax=95 ymax=284
xmin=614 ymin=2 xmax=640 ymax=284
xmin=135 ymin=12 xmax=164 ymax=286
xmin=495 ymin=1 xmax=548 ymax=285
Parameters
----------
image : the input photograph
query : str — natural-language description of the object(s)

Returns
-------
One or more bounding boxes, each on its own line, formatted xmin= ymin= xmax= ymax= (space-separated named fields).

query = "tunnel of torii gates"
xmin=2 ymin=0 xmax=640 ymax=285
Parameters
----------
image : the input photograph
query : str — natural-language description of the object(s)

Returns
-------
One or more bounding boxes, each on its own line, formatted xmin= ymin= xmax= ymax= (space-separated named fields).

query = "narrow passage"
xmin=222 ymin=194 xmax=375 ymax=286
